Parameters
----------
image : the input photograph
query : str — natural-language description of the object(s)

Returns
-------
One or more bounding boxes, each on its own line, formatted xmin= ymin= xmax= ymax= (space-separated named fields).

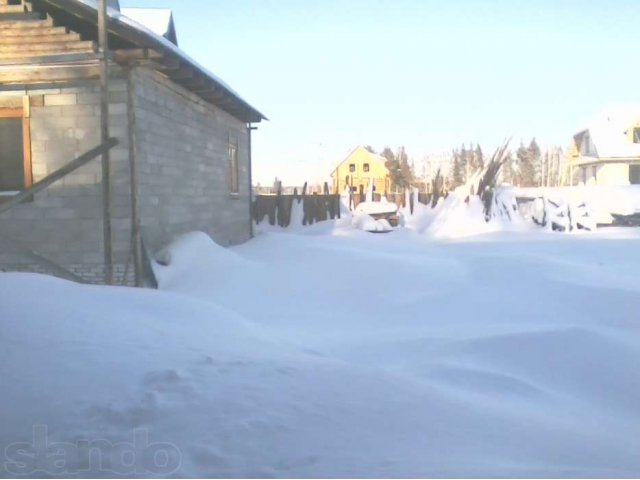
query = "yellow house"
xmin=569 ymin=107 xmax=640 ymax=186
xmin=330 ymin=146 xmax=391 ymax=194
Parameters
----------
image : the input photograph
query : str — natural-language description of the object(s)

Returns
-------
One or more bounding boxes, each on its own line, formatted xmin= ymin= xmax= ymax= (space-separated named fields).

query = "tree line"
xmin=358 ymin=138 xmax=568 ymax=193
xmin=365 ymin=145 xmax=415 ymax=192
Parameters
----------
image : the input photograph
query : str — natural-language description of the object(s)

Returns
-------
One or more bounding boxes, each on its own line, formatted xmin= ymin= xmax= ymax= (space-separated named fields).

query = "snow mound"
xmin=510 ymin=185 xmax=640 ymax=225
xmin=153 ymin=231 xmax=253 ymax=292
xmin=354 ymin=200 xmax=397 ymax=216
xmin=2 ymin=230 xmax=640 ymax=477
xmin=425 ymin=194 xmax=514 ymax=239
xmin=0 ymin=273 xmax=285 ymax=478
xmin=351 ymin=212 xmax=393 ymax=232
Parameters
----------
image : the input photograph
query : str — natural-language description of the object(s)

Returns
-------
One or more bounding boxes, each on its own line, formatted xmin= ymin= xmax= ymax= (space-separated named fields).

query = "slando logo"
xmin=4 ymin=425 xmax=182 ymax=476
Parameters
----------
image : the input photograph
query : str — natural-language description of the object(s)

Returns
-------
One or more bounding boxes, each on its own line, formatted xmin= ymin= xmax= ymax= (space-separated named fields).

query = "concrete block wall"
xmin=131 ymin=67 xmax=251 ymax=253
xmin=0 ymin=78 xmax=133 ymax=284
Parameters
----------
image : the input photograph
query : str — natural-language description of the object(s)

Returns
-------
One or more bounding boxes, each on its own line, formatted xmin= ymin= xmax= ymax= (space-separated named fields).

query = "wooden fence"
xmin=253 ymin=190 xmax=436 ymax=227
xmin=349 ymin=192 xmax=433 ymax=214
xmin=253 ymin=193 xmax=342 ymax=227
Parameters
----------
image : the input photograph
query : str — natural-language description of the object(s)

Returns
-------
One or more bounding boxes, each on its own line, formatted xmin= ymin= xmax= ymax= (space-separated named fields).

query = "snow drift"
xmin=2 ymin=229 xmax=640 ymax=477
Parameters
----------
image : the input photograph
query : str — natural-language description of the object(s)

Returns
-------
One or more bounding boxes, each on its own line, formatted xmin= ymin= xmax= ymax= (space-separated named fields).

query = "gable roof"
xmin=121 ymin=8 xmax=177 ymax=45
xmin=349 ymin=146 xmax=389 ymax=169
xmin=29 ymin=0 xmax=266 ymax=123
xmin=331 ymin=146 xmax=389 ymax=176
xmin=574 ymin=105 xmax=640 ymax=159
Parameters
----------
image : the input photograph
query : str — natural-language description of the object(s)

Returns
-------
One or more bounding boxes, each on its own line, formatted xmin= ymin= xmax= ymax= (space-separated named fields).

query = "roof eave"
xmin=33 ymin=0 xmax=267 ymax=123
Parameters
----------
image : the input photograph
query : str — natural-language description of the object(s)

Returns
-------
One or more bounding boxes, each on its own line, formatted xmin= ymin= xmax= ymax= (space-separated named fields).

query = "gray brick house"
xmin=0 ymin=0 xmax=265 ymax=285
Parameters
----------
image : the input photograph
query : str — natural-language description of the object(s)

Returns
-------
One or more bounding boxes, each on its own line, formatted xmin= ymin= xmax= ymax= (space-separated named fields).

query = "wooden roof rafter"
xmin=30 ymin=0 xmax=266 ymax=123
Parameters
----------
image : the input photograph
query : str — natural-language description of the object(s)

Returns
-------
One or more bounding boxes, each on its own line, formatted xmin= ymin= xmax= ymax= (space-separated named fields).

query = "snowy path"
xmin=1 ymin=227 xmax=640 ymax=477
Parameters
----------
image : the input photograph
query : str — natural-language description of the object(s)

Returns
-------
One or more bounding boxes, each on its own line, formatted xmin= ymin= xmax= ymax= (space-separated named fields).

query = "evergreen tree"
xmin=459 ymin=144 xmax=468 ymax=184
xmin=500 ymin=151 xmax=516 ymax=185
xmin=380 ymin=146 xmax=415 ymax=191
xmin=517 ymin=141 xmax=536 ymax=187
xmin=450 ymin=150 xmax=464 ymax=188
xmin=397 ymin=146 xmax=413 ymax=189
xmin=475 ymin=144 xmax=484 ymax=171
xmin=381 ymin=146 xmax=396 ymax=167
xmin=527 ymin=138 xmax=541 ymax=186
xmin=364 ymin=145 xmax=376 ymax=154
xmin=381 ymin=146 xmax=399 ymax=191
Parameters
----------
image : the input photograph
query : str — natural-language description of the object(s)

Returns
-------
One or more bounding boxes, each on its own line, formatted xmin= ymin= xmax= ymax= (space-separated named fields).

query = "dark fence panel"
xmin=253 ymin=191 xmax=437 ymax=229
xmin=253 ymin=193 xmax=342 ymax=227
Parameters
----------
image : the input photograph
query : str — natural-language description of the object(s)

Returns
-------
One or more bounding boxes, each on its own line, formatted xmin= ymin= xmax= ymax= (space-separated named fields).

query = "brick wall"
xmin=0 ymin=79 xmax=133 ymax=284
xmin=131 ymin=67 xmax=252 ymax=252
xmin=1 ymin=67 xmax=253 ymax=284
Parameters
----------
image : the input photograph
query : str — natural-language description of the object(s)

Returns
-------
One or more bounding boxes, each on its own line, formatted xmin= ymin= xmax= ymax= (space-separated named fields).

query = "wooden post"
xmin=98 ymin=0 xmax=113 ymax=285
xmin=127 ymin=68 xmax=142 ymax=287
xmin=247 ymin=124 xmax=258 ymax=238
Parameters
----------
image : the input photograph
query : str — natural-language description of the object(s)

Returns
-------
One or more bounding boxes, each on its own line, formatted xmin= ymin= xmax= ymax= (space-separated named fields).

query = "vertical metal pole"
xmin=98 ymin=0 xmax=113 ymax=284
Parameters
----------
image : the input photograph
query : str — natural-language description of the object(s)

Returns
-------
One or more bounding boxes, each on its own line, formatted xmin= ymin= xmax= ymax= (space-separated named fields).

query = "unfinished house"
xmin=0 ymin=0 xmax=266 ymax=285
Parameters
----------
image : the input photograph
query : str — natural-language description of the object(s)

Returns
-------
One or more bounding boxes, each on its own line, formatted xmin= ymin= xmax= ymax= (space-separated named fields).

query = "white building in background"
xmin=570 ymin=106 xmax=640 ymax=186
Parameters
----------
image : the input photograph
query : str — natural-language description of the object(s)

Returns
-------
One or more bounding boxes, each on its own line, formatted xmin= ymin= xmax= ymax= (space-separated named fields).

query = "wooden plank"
xmin=0 ymin=65 xmax=100 ymax=84
xmin=0 ymin=19 xmax=52 ymax=30
xmin=22 ymin=112 xmax=33 ymax=190
xmin=22 ymin=94 xmax=29 ymax=117
xmin=181 ymin=75 xmax=207 ymax=90
xmin=0 ymin=5 xmax=25 ymax=13
xmin=0 ymin=107 xmax=22 ymax=117
xmin=0 ymin=40 xmax=96 ymax=53
xmin=0 ymin=25 xmax=62 ymax=34
xmin=112 ymin=47 xmax=163 ymax=62
xmin=161 ymin=65 xmax=192 ymax=79
xmin=0 ymin=49 xmax=94 ymax=59
xmin=98 ymin=0 xmax=113 ymax=285
xmin=198 ymin=88 xmax=227 ymax=101
xmin=0 ymin=51 xmax=101 ymax=65
xmin=156 ymin=56 xmax=179 ymax=69
xmin=0 ymin=138 xmax=118 ymax=216
xmin=0 ymin=32 xmax=80 ymax=44
xmin=0 ymin=11 xmax=44 ymax=21
xmin=126 ymin=68 xmax=142 ymax=287
xmin=0 ymin=96 xmax=22 ymax=108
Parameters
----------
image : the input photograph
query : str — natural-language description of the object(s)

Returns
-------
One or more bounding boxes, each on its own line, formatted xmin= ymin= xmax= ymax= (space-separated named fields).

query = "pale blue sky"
xmin=121 ymin=0 xmax=640 ymax=184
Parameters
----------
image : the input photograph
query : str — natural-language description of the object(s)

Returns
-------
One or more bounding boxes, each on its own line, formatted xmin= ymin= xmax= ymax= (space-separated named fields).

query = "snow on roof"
xmin=578 ymin=104 xmax=640 ymax=159
xmin=121 ymin=8 xmax=175 ymax=42
xmin=65 ymin=0 xmax=265 ymax=121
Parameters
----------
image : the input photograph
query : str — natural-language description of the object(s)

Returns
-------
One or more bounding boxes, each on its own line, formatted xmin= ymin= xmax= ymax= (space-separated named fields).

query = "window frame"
xmin=228 ymin=133 xmax=239 ymax=196
xmin=0 ymin=105 xmax=32 ymax=199
xmin=348 ymin=163 xmax=356 ymax=173
xmin=363 ymin=163 xmax=370 ymax=173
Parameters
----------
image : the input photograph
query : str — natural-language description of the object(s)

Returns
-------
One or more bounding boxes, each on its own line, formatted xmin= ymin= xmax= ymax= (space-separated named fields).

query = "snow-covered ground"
xmin=2 ymin=218 xmax=640 ymax=477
